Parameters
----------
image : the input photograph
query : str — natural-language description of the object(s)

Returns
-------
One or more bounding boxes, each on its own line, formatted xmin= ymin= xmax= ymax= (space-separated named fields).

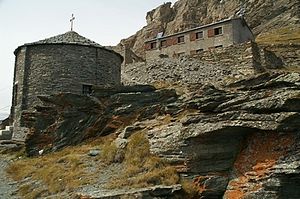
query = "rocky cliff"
xmin=17 ymin=71 xmax=300 ymax=198
xmin=114 ymin=0 xmax=299 ymax=58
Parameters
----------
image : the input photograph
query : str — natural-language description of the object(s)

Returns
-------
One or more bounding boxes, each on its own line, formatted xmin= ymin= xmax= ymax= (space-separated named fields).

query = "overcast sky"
xmin=0 ymin=0 xmax=177 ymax=120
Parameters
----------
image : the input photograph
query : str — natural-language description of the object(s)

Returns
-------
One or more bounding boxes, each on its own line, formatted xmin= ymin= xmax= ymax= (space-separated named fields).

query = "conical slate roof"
xmin=25 ymin=31 xmax=103 ymax=48
xmin=14 ymin=31 xmax=123 ymax=61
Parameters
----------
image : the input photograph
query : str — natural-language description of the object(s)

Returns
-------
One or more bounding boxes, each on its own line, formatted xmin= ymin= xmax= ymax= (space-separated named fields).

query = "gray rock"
xmin=89 ymin=149 xmax=101 ymax=157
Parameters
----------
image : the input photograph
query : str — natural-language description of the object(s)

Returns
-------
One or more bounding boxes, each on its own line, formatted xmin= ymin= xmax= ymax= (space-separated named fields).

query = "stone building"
xmin=10 ymin=31 xmax=123 ymax=139
xmin=144 ymin=17 xmax=254 ymax=60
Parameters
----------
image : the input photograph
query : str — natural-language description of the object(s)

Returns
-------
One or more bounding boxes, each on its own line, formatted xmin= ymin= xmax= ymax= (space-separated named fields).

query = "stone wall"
xmin=192 ymin=41 xmax=266 ymax=75
xmin=232 ymin=18 xmax=254 ymax=44
xmin=122 ymin=42 xmax=270 ymax=86
xmin=12 ymin=47 xmax=28 ymax=130
xmin=261 ymin=43 xmax=300 ymax=69
xmin=144 ymin=18 xmax=254 ymax=61
xmin=12 ymin=44 xmax=122 ymax=139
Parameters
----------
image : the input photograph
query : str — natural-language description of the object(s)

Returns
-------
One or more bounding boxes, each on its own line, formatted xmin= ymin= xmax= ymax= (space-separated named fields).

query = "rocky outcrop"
xmin=118 ymin=72 xmax=300 ymax=198
xmin=77 ymin=185 xmax=182 ymax=199
xmin=22 ymin=85 xmax=177 ymax=156
xmin=114 ymin=0 xmax=300 ymax=58
xmin=22 ymin=71 xmax=300 ymax=198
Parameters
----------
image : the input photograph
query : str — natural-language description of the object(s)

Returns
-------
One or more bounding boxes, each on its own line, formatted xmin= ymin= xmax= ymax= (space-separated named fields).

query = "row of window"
xmin=172 ymin=44 xmax=224 ymax=58
xmin=149 ymin=27 xmax=223 ymax=49
xmin=186 ymin=45 xmax=224 ymax=55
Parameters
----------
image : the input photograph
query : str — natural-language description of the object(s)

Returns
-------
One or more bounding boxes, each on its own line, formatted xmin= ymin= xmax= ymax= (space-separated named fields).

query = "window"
xmin=214 ymin=27 xmax=223 ymax=35
xmin=13 ymin=84 xmax=18 ymax=106
xmin=150 ymin=42 xmax=156 ymax=49
xmin=196 ymin=49 xmax=204 ymax=53
xmin=177 ymin=52 xmax=185 ymax=57
xmin=215 ymin=45 xmax=223 ymax=48
xmin=177 ymin=36 xmax=185 ymax=43
xmin=196 ymin=31 xmax=203 ymax=39
xmin=160 ymin=40 xmax=167 ymax=47
xmin=82 ymin=84 xmax=92 ymax=95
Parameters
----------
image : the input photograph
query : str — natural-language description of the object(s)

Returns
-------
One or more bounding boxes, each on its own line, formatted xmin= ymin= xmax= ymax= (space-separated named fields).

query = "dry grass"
xmin=181 ymin=179 xmax=200 ymax=198
xmin=18 ymin=184 xmax=46 ymax=199
xmin=108 ymin=132 xmax=179 ymax=189
xmin=256 ymin=27 xmax=300 ymax=45
xmin=6 ymin=146 xmax=93 ymax=196
xmin=100 ymin=140 xmax=120 ymax=164
xmin=6 ymin=131 xmax=179 ymax=197
xmin=152 ymin=81 xmax=189 ymax=96
xmin=5 ymin=135 xmax=117 ymax=198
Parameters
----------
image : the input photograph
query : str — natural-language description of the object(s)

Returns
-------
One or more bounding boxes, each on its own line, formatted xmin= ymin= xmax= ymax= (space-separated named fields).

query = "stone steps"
xmin=0 ymin=126 xmax=13 ymax=140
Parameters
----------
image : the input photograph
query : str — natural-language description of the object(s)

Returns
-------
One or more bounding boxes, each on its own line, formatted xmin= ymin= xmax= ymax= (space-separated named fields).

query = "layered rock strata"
xmin=22 ymin=72 xmax=300 ymax=198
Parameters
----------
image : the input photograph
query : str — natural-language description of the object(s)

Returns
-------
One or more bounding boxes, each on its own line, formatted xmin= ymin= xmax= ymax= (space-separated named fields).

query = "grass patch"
xmin=108 ymin=132 xmax=179 ymax=189
xmin=6 ymin=132 xmax=179 ymax=197
xmin=153 ymin=81 xmax=189 ymax=96
xmin=6 ymin=147 xmax=93 ymax=196
xmin=100 ymin=140 xmax=121 ymax=164
xmin=5 ymin=136 xmax=117 ymax=198
xmin=181 ymin=179 xmax=200 ymax=198
xmin=19 ymin=184 xmax=47 ymax=199
xmin=256 ymin=27 xmax=300 ymax=44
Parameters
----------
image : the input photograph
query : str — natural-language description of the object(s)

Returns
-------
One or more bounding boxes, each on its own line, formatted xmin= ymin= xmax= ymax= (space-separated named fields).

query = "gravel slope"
xmin=0 ymin=146 xmax=19 ymax=199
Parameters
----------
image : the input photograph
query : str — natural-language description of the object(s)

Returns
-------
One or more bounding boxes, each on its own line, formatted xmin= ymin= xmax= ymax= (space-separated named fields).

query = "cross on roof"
xmin=70 ymin=14 xmax=75 ymax=31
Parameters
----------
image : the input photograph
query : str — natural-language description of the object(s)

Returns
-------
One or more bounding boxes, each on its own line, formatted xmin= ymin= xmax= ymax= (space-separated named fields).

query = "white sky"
xmin=0 ymin=0 xmax=177 ymax=120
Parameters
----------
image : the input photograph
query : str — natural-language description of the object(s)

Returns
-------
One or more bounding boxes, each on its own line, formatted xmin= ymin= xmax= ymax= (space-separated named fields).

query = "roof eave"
xmin=14 ymin=43 xmax=124 ymax=62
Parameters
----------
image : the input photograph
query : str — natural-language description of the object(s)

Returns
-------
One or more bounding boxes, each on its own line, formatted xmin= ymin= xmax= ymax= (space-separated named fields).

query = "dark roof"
xmin=14 ymin=31 xmax=123 ymax=61
xmin=25 ymin=31 xmax=103 ymax=47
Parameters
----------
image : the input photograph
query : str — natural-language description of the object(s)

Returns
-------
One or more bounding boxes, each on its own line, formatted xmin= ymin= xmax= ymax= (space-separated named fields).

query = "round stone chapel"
xmin=11 ymin=31 xmax=123 ymax=138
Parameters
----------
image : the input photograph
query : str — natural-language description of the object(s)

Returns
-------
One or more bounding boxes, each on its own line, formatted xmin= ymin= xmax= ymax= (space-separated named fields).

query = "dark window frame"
xmin=214 ymin=27 xmax=223 ymax=36
xmin=150 ymin=42 xmax=156 ymax=49
xmin=177 ymin=36 xmax=185 ymax=43
xmin=196 ymin=31 xmax=204 ymax=39
xmin=196 ymin=49 xmax=204 ymax=53
xmin=13 ymin=84 xmax=18 ymax=106
xmin=177 ymin=52 xmax=185 ymax=57
xmin=82 ymin=84 xmax=93 ymax=95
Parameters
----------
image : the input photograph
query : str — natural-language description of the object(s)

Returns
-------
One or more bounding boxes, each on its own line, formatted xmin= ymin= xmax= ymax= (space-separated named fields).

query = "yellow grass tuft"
xmin=6 ymin=138 xmax=108 ymax=198
xmin=256 ymin=27 xmax=300 ymax=45
xmin=108 ymin=132 xmax=179 ymax=189
xmin=181 ymin=179 xmax=199 ymax=198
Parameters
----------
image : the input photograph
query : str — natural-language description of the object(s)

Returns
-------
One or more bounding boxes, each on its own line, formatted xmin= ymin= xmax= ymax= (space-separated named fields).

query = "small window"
xmin=215 ymin=45 xmax=223 ymax=48
xmin=214 ymin=27 xmax=223 ymax=35
xmin=177 ymin=36 xmax=185 ymax=43
xmin=196 ymin=49 xmax=204 ymax=53
xmin=196 ymin=31 xmax=203 ymax=39
xmin=161 ymin=40 xmax=167 ymax=47
xmin=177 ymin=52 xmax=185 ymax=57
xmin=13 ymin=84 xmax=18 ymax=106
xmin=150 ymin=42 xmax=156 ymax=49
xmin=82 ymin=84 xmax=92 ymax=95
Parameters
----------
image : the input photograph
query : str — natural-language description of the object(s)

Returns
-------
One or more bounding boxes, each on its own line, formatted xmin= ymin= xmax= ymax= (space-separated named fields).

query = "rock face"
xmin=22 ymin=85 xmax=177 ymax=156
xmin=114 ymin=0 xmax=300 ymax=58
xmin=146 ymin=72 xmax=300 ymax=198
xmin=77 ymin=185 xmax=182 ymax=199
xmin=22 ymin=72 xmax=300 ymax=198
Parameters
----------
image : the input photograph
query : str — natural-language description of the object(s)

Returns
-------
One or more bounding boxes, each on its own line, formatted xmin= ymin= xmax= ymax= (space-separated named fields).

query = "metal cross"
xmin=70 ymin=14 xmax=75 ymax=31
